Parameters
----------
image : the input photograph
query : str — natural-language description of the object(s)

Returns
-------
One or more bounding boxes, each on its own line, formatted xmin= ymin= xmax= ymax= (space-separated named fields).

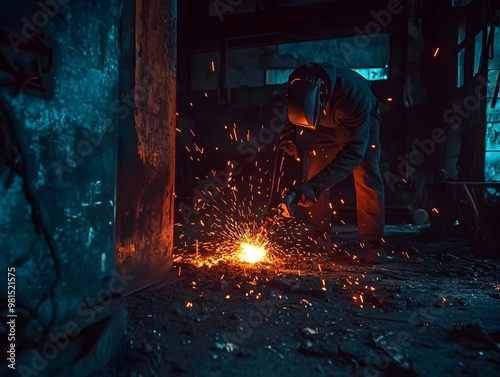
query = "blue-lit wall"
xmin=485 ymin=27 xmax=500 ymax=183
xmin=0 ymin=0 xmax=121 ymax=336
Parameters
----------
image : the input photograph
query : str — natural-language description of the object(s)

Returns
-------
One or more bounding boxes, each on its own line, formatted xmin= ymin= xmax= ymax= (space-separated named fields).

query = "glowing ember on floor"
xmin=238 ymin=241 xmax=268 ymax=263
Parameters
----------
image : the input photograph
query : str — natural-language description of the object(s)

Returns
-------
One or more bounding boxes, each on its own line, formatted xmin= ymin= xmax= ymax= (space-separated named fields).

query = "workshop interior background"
xmin=1 ymin=0 xmax=500 ymax=376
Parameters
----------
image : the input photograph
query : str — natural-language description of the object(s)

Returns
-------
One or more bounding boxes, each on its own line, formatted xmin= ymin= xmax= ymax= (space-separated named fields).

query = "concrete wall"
xmin=0 ymin=1 xmax=177 ymax=371
xmin=0 ymin=0 xmax=121 ymax=333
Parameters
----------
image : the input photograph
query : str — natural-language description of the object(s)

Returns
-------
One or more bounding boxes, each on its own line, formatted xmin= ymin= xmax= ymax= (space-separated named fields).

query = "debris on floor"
xmin=98 ymin=225 xmax=500 ymax=377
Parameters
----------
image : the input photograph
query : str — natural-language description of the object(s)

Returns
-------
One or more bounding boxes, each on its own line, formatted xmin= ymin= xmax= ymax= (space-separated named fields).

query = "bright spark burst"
xmin=239 ymin=241 xmax=268 ymax=264
xmin=175 ymin=200 xmax=287 ymax=268
xmin=204 ymin=217 xmax=280 ymax=266
xmin=174 ymin=117 xmax=321 ymax=269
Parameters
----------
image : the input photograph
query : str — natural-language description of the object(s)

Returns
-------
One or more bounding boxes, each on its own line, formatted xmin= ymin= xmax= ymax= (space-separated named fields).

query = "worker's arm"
xmin=307 ymin=101 xmax=371 ymax=197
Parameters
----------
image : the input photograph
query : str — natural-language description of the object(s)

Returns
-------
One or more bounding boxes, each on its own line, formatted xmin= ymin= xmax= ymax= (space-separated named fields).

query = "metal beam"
xmin=179 ymin=0 xmax=404 ymax=52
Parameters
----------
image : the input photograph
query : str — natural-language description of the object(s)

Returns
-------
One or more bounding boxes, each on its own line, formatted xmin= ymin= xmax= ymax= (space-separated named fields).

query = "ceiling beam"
xmin=178 ymin=0 xmax=406 ymax=52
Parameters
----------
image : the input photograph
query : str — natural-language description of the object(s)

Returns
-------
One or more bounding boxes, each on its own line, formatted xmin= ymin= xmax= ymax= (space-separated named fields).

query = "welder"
xmin=280 ymin=62 xmax=386 ymax=263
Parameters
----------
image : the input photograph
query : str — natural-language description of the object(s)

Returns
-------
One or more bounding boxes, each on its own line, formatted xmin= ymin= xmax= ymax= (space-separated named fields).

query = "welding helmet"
xmin=286 ymin=63 xmax=334 ymax=130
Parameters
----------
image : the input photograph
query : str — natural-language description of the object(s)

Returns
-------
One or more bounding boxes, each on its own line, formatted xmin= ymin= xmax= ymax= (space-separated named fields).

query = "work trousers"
xmin=303 ymin=121 xmax=385 ymax=242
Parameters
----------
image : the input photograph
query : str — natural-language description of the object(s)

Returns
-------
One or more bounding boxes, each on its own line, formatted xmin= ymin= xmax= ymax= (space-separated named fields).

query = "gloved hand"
xmin=280 ymin=140 xmax=299 ymax=159
xmin=289 ymin=182 xmax=317 ymax=207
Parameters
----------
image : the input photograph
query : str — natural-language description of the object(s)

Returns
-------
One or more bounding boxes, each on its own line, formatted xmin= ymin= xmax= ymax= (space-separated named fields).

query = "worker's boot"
xmin=363 ymin=240 xmax=389 ymax=264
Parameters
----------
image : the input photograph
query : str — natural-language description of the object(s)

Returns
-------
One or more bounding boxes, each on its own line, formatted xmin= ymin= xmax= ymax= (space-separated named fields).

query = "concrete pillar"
xmin=116 ymin=0 xmax=177 ymax=290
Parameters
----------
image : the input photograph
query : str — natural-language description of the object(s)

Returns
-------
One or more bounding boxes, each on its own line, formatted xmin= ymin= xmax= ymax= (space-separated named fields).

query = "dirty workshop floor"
xmin=98 ymin=224 xmax=500 ymax=377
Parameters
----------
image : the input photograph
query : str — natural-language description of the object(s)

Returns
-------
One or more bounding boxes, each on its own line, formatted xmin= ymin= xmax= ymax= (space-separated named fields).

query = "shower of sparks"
xmin=174 ymin=102 xmax=413 ymax=274
xmin=173 ymin=116 xmax=325 ymax=268
xmin=176 ymin=196 xmax=301 ymax=268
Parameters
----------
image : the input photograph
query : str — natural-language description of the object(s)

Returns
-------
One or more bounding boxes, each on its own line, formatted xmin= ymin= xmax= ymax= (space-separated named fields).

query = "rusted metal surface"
xmin=115 ymin=0 xmax=177 ymax=292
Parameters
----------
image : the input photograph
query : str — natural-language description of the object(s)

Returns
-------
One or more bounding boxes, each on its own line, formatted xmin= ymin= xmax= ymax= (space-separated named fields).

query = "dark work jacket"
xmin=282 ymin=64 xmax=380 ymax=196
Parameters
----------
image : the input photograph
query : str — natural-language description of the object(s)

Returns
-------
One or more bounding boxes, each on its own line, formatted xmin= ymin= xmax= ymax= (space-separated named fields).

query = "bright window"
xmin=485 ymin=27 xmax=500 ymax=183
xmin=191 ymin=34 xmax=390 ymax=91
xmin=265 ymin=67 xmax=388 ymax=85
